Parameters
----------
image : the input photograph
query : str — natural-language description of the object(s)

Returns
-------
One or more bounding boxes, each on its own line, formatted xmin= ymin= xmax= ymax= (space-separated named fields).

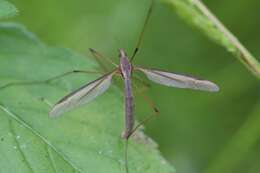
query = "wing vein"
xmin=136 ymin=66 xmax=219 ymax=92
xmin=49 ymin=70 xmax=116 ymax=117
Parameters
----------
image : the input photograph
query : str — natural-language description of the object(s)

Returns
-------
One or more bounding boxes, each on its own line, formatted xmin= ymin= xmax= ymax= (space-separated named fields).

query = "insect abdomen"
xmin=122 ymin=79 xmax=134 ymax=139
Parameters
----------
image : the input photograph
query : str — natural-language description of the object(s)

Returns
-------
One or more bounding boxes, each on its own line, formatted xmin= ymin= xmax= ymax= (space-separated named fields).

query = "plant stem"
xmin=192 ymin=0 xmax=260 ymax=78
xmin=163 ymin=0 xmax=260 ymax=79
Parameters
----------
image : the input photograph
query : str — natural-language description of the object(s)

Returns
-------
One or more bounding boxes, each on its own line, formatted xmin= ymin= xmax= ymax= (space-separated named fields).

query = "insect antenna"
xmin=130 ymin=0 xmax=154 ymax=62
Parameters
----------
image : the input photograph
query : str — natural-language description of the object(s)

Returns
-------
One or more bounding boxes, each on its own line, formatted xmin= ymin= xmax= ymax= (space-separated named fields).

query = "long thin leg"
xmin=123 ymin=81 xmax=159 ymax=173
xmin=130 ymin=92 xmax=159 ymax=137
xmin=131 ymin=81 xmax=160 ymax=135
xmin=39 ymin=97 xmax=52 ymax=107
xmin=124 ymin=96 xmax=159 ymax=173
xmin=131 ymin=111 xmax=159 ymax=136
xmin=0 ymin=70 xmax=102 ymax=90
xmin=124 ymin=140 xmax=129 ymax=173
xmin=132 ymin=77 xmax=157 ymax=113
xmin=89 ymin=48 xmax=118 ymax=71
xmin=130 ymin=0 xmax=154 ymax=62
xmin=132 ymin=75 xmax=151 ymax=88
xmin=124 ymin=97 xmax=159 ymax=173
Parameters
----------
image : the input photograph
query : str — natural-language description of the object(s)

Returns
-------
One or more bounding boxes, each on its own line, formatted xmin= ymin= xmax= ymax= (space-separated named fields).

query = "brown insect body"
xmin=119 ymin=49 xmax=134 ymax=139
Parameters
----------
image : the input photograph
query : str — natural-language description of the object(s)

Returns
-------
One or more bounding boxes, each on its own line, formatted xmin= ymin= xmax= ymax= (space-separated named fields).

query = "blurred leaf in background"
xmin=0 ymin=0 xmax=17 ymax=19
xmin=2 ymin=0 xmax=260 ymax=173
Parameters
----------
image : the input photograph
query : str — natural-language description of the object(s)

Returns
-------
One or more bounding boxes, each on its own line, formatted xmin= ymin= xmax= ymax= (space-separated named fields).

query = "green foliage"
xmin=1 ymin=0 xmax=260 ymax=173
xmin=0 ymin=0 xmax=17 ymax=19
xmin=203 ymin=102 xmax=260 ymax=173
xmin=163 ymin=0 xmax=260 ymax=78
xmin=0 ymin=23 xmax=175 ymax=173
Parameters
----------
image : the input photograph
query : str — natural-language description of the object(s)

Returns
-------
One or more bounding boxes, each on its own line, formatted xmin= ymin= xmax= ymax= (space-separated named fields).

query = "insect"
xmin=0 ymin=1 xmax=219 ymax=172
xmin=49 ymin=2 xmax=219 ymax=172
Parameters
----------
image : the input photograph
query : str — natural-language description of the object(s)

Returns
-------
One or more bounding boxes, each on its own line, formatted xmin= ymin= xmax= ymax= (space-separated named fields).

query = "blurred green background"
xmin=8 ymin=0 xmax=260 ymax=172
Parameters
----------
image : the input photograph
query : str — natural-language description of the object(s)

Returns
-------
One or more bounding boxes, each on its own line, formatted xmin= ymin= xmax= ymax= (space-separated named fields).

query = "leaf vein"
xmin=0 ymin=104 xmax=83 ymax=173
xmin=46 ymin=146 xmax=59 ymax=173
xmin=8 ymin=119 xmax=34 ymax=173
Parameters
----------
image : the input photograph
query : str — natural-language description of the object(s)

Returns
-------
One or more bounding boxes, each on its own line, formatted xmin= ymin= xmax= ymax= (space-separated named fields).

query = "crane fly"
xmin=48 ymin=46 xmax=219 ymax=171
xmin=49 ymin=48 xmax=219 ymax=135
xmin=47 ymin=48 xmax=219 ymax=172
xmin=0 ymin=1 xmax=219 ymax=172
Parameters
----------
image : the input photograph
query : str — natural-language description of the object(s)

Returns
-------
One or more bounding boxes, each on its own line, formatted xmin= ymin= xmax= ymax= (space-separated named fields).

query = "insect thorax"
xmin=119 ymin=49 xmax=132 ymax=78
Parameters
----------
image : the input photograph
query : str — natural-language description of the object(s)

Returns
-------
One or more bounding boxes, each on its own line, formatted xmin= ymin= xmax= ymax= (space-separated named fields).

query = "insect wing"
xmin=136 ymin=67 xmax=219 ymax=92
xmin=49 ymin=71 xmax=115 ymax=117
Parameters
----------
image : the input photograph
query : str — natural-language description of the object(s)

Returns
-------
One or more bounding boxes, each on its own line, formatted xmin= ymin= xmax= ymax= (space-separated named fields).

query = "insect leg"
xmin=89 ymin=48 xmax=118 ymax=72
xmin=124 ymin=139 xmax=129 ymax=173
xmin=0 ymin=70 xmax=102 ymax=90
xmin=132 ymin=75 xmax=151 ymax=88
xmin=39 ymin=97 xmax=52 ymax=107
xmin=130 ymin=82 xmax=160 ymax=137
xmin=122 ymin=81 xmax=158 ymax=173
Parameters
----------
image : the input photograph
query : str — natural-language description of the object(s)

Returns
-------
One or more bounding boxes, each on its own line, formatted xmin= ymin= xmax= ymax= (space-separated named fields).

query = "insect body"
xmin=47 ymin=46 xmax=219 ymax=173
xmin=49 ymin=49 xmax=219 ymax=132
xmin=119 ymin=49 xmax=135 ymax=139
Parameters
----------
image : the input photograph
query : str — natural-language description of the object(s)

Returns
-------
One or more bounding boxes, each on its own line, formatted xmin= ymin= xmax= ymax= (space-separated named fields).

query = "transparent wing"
xmin=136 ymin=67 xmax=219 ymax=92
xmin=49 ymin=70 xmax=116 ymax=117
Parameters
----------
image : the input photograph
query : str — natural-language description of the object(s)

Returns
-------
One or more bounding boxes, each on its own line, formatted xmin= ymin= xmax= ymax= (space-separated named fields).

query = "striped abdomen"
xmin=122 ymin=78 xmax=134 ymax=139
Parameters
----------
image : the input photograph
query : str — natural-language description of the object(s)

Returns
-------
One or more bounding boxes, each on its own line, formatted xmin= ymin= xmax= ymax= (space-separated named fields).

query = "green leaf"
xmin=0 ymin=23 xmax=175 ymax=173
xmin=0 ymin=0 xmax=17 ymax=19
xmin=162 ymin=0 xmax=260 ymax=78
